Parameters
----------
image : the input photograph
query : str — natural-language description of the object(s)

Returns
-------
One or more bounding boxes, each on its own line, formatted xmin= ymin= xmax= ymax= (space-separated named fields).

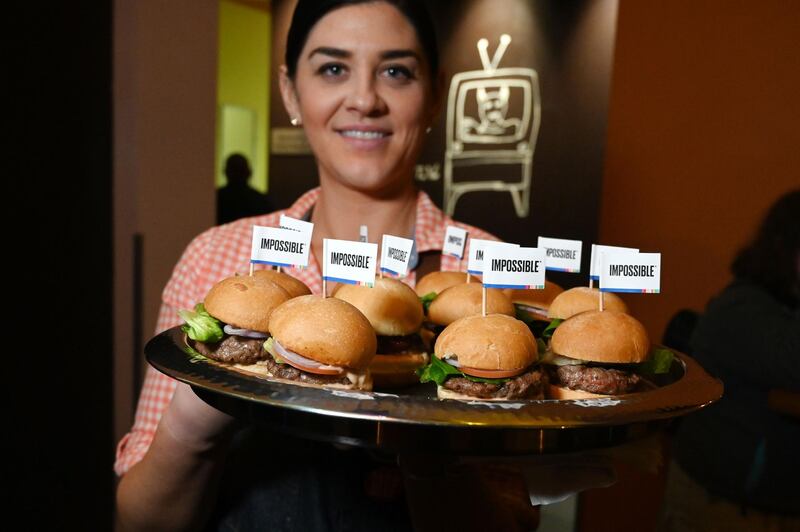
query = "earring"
xmin=426 ymin=126 xmax=433 ymax=134
xmin=290 ymin=117 xmax=301 ymax=126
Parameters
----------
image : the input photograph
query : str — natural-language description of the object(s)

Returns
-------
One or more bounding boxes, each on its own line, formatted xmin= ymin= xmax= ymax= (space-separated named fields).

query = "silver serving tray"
xmin=145 ymin=326 xmax=723 ymax=455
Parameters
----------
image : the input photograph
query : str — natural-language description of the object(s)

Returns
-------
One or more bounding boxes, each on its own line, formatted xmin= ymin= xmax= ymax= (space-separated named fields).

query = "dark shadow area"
xmin=10 ymin=2 xmax=113 ymax=530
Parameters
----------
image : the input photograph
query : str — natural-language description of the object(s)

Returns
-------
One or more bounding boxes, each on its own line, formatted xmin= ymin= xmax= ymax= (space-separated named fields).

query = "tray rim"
xmin=145 ymin=326 xmax=724 ymax=430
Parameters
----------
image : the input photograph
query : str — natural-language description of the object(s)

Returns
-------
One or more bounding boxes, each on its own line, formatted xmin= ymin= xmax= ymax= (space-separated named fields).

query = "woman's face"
xmin=281 ymin=2 xmax=437 ymax=195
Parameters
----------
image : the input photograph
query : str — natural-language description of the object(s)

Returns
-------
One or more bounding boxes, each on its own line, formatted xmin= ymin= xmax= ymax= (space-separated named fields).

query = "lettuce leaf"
xmin=636 ymin=347 xmax=674 ymax=375
xmin=514 ymin=304 xmax=537 ymax=325
xmin=419 ymin=292 xmax=437 ymax=314
xmin=541 ymin=318 xmax=563 ymax=340
xmin=263 ymin=337 xmax=285 ymax=364
xmin=178 ymin=303 xmax=224 ymax=343
xmin=417 ymin=355 xmax=509 ymax=385
xmin=182 ymin=344 xmax=208 ymax=364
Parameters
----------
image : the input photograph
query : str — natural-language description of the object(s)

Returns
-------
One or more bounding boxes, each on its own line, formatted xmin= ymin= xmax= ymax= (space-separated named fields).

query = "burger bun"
xmin=268 ymin=295 xmax=377 ymax=369
xmin=203 ymin=275 xmax=290 ymax=332
xmin=253 ymin=269 xmax=312 ymax=298
xmin=415 ymin=270 xmax=479 ymax=296
xmin=547 ymin=287 xmax=628 ymax=319
xmin=435 ymin=314 xmax=537 ymax=371
xmin=551 ymin=309 xmax=649 ymax=364
xmin=428 ymin=283 xmax=514 ymax=326
xmin=334 ymin=277 xmax=423 ymax=336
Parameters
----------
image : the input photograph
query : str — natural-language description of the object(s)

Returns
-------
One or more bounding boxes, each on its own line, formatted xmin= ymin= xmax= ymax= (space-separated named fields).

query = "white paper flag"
xmin=323 ymin=238 xmax=378 ymax=287
xmin=250 ymin=225 xmax=311 ymax=268
xmin=467 ymin=239 xmax=520 ymax=275
xmin=600 ymin=252 xmax=661 ymax=293
xmin=589 ymin=244 xmax=639 ymax=280
xmin=442 ymin=226 xmax=468 ymax=259
xmin=482 ymin=246 xmax=546 ymax=289
xmin=380 ymin=234 xmax=415 ymax=277
xmin=538 ymin=236 xmax=582 ymax=273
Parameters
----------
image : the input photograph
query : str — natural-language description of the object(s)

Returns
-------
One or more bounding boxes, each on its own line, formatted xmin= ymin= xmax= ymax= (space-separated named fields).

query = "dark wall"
xmin=11 ymin=2 xmax=113 ymax=530
xmin=269 ymin=0 xmax=616 ymax=288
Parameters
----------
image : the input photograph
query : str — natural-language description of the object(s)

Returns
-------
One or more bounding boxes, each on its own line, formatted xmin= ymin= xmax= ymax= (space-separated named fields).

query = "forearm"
xmin=116 ymin=385 xmax=236 ymax=531
xmin=116 ymin=417 xmax=231 ymax=531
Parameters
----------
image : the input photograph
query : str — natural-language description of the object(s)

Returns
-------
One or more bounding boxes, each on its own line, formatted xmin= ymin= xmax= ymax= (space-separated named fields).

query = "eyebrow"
xmin=308 ymin=46 xmax=420 ymax=62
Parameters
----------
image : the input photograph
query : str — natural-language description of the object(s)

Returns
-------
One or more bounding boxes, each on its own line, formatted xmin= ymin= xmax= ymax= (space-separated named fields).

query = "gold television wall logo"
xmin=444 ymin=35 xmax=541 ymax=218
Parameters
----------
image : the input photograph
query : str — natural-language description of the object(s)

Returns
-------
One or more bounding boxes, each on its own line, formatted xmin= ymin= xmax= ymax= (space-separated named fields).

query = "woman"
xmin=658 ymin=189 xmax=800 ymax=531
xmin=115 ymin=2 xmax=505 ymax=530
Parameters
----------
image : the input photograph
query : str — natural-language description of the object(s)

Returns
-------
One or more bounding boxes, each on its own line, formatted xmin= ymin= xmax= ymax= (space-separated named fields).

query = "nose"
xmin=345 ymin=72 xmax=386 ymax=117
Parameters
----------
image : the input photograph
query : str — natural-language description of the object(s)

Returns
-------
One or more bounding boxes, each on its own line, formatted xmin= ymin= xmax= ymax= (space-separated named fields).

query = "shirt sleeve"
xmin=114 ymin=232 xmax=212 ymax=476
xmin=691 ymin=283 xmax=800 ymax=391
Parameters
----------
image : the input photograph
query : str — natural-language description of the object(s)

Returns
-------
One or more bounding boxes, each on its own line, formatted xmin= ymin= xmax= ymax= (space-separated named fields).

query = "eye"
xmin=383 ymin=65 xmax=415 ymax=81
xmin=318 ymin=63 xmax=346 ymax=77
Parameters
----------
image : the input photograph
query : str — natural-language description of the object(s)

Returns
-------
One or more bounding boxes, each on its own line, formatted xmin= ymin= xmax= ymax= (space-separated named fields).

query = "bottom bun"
xmin=231 ymin=361 xmax=273 ymax=378
xmin=436 ymin=385 xmax=518 ymax=402
xmin=233 ymin=361 xmax=373 ymax=391
xmin=370 ymin=352 xmax=429 ymax=389
xmin=547 ymin=384 xmax=609 ymax=400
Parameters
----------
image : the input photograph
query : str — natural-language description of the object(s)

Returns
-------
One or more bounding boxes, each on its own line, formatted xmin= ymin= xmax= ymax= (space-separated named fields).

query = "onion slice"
xmin=445 ymin=358 xmax=524 ymax=379
xmin=272 ymin=339 xmax=344 ymax=375
xmin=515 ymin=304 xmax=549 ymax=318
xmin=224 ymin=324 xmax=269 ymax=339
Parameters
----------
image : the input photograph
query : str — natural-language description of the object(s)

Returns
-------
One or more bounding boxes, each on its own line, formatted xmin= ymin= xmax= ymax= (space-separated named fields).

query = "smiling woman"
xmin=115 ymin=2 xmax=514 ymax=531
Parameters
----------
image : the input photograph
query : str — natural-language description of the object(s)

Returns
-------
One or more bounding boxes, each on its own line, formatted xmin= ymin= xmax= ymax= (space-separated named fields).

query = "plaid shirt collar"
xmin=281 ymin=187 xmax=448 ymax=253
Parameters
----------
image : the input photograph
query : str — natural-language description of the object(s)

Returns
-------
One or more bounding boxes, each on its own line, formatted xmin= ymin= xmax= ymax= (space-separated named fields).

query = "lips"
xmin=339 ymin=129 xmax=389 ymax=139
xmin=335 ymin=125 xmax=392 ymax=144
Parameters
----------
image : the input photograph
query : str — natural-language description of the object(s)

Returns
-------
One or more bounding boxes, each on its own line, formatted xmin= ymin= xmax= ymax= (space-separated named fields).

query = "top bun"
xmin=334 ymin=277 xmax=423 ymax=336
xmin=504 ymin=280 xmax=564 ymax=309
xmin=253 ymin=269 xmax=311 ymax=298
xmin=547 ymin=287 xmax=628 ymax=319
xmin=204 ymin=275 xmax=291 ymax=332
xmin=435 ymin=314 xmax=537 ymax=371
xmin=427 ymin=283 xmax=514 ymax=326
xmin=551 ymin=310 xmax=649 ymax=364
xmin=268 ymin=295 xmax=377 ymax=369
xmin=415 ymin=270 xmax=479 ymax=296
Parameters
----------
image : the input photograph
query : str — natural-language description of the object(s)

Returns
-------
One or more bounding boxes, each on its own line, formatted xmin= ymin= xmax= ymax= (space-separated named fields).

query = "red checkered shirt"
xmin=115 ymin=187 xmax=498 ymax=475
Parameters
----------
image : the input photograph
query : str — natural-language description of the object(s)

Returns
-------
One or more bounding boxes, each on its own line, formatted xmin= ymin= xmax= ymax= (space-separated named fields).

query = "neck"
xmin=310 ymin=179 xmax=417 ymax=271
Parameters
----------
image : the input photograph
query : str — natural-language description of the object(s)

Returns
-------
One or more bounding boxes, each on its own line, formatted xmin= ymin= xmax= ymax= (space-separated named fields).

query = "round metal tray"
xmin=145 ymin=326 xmax=723 ymax=455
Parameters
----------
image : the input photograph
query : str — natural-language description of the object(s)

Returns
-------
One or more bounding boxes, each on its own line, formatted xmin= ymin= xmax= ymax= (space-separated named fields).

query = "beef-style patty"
xmin=192 ymin=335 xmax=268 ymax=365
xmin=263 ymin=356 xmax=352 ymax=386
xmin=376 ymin=333 xmax=426 ymax=354
xmin=442 ymin=367 xmax=547 ymax=399
xmin=551 ymin=364 xmax=641 ymax=395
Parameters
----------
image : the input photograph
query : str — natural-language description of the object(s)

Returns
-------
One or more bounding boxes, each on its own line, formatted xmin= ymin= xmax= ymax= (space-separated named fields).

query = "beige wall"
xmin=600 ymin=0 xmax=800 ymax=342
xmin=113 ymin=0 xmax=218 ymax=444
xmin=581 ymin=2 xmax=800 ymax=530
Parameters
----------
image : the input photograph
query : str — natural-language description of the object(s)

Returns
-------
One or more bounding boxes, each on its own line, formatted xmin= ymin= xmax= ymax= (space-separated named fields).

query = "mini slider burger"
xmin=545 ymin=309 xmax=670 ymax=399
xmin=263 ymin=295 xmax=376 ymax=390
xmin=179 ymin=275 xmax=290 ymax=376
xmin=504 ymin=280 xmax=564 ymax=337
xmin=334 ymin=277 xmax=428 ymax=388
xmin=423 ymin=282 xmax=514 ymax=348
xmin=415 ymin=270 xmax=480 ymax=301
xmin=547 ymin=286 xmax=628 ymax=320
xmin=419 ymin=314 xmax=546 ymax=400
xmin=253 ymin=268 xmax=312 ymax=298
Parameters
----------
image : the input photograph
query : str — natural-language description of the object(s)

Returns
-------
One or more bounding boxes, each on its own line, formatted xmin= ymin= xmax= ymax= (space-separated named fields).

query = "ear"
xmin=279 ymin=65 xmax=301 ymax=123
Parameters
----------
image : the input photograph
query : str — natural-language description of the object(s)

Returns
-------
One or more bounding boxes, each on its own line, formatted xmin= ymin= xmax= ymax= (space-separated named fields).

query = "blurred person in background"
xmin=659 ymin=189 xmax=800 ymax=531
xmin=217 ymin=153 xmax=274 ymax=224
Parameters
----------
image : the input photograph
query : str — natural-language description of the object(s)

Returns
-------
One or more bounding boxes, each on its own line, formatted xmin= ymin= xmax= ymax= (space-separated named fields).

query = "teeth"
xmin=340 ymin=130 xmax=387 ymax=139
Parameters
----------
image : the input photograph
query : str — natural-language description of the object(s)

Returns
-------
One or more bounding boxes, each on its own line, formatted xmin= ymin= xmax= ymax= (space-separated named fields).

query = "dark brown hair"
xmin=285 ymin=0 xmax=439 ymax=80
xmin=731 ymin=189 xmax=800 ymax=308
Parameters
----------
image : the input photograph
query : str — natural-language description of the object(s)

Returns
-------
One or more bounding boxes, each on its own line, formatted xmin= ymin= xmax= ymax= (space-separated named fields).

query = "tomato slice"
xmin=280 ymin=357 xmax=344 ymax=376
xmin=458 ymin=366 xmax=526 ymax=379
